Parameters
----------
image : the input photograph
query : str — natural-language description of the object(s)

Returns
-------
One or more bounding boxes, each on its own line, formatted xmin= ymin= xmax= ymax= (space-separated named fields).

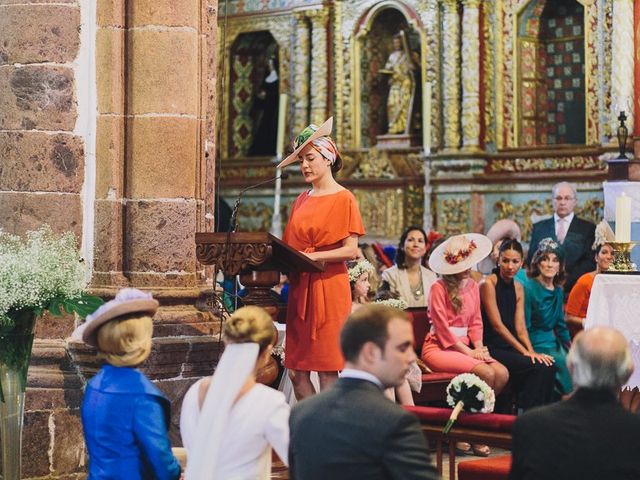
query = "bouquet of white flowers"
xmin=443 ymin=373 xmax=495 ymax=434
xmin=374 ymin=298 xmax=409 ymax=310
xmin=0 ymin=225 xmax=103 ymax=400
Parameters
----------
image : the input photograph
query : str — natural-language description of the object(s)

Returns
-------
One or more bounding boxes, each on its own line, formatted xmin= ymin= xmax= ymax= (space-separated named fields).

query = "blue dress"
xmin=82 ymin=364 xmax=181 ymax=480
xmin=523 ymin=277 xmax=573 ymax=396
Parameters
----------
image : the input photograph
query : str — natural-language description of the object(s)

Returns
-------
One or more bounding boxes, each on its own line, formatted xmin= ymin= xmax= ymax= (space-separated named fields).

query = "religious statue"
xmin=248 ymin=57 xmax=279 ymax=156
xmin=379 ymin=31 xmax=417 ymax=135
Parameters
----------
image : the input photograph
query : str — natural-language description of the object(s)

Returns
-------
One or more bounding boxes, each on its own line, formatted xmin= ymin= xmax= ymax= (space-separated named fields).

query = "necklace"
xmin=411 ymin=273 xmax=424 ymax=300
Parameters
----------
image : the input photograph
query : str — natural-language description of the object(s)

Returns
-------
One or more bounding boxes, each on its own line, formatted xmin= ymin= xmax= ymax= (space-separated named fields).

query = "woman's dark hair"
xmin=594 ymin=242 xmax=612 ymax=256
xmin=331 ymin=153 xmax=343 ymax=174
xmin=527 ymin=251 xmax=566 ymax=287
xmin=395 ymin=226 xmax=428 ymax=269
xmin=498 ymin=238 xmax=524 ymax=258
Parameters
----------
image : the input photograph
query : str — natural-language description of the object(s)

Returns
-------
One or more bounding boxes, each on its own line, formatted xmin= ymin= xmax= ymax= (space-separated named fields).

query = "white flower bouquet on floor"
xmin=443 ymin=373 xmax=495 ymax=434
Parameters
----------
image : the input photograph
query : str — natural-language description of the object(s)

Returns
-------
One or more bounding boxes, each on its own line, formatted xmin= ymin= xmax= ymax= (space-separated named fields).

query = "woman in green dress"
xmin=524 ymin=238 xmax=572 ymax=397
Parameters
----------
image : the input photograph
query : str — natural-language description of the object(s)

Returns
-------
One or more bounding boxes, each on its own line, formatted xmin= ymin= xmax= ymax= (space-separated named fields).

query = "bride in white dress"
xmin=180 ymin=306 xmax=290 ymax=480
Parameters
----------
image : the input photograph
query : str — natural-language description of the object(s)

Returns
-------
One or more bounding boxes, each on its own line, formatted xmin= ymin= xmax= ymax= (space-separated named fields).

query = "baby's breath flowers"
xmin=0 ymin=225 xmax=102 ymax=330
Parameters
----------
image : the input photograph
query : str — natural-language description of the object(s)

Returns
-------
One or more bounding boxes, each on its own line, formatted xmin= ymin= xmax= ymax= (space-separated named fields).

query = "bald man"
xmin=509 ymin=327 xmax=640 ymax=480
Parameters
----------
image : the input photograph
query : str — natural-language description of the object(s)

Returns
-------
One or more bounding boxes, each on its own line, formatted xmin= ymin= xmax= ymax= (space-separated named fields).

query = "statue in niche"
xmin=248 ymin=57 xmax=279 ymax=156
xmin=379 ymin=31 xmax=417 ymax=135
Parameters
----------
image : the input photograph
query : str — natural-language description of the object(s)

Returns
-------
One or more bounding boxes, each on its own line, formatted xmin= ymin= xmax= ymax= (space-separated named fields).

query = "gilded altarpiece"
xmin=215 ymin=0 xmax=611 ymax=247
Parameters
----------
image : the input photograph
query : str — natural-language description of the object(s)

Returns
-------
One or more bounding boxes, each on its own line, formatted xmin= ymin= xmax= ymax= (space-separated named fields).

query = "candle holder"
xmin=608 ymin=242 xmax=638 ymax=273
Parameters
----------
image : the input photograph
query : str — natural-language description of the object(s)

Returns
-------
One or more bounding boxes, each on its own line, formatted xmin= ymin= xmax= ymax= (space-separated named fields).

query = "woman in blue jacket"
xmin=76 ymin=288 xmax=181 ymax=480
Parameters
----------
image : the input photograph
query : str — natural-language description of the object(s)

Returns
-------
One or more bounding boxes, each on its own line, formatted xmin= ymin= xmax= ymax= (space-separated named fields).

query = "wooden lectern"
xmin=195 ymin=232 xmax=323 ymax=384
xmin=195 ymin=232 xmax=323 ymax=317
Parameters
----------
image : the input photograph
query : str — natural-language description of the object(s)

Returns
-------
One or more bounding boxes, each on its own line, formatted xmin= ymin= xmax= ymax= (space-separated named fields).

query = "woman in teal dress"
xmin=524 ymin=238 xmax=572 ymax=397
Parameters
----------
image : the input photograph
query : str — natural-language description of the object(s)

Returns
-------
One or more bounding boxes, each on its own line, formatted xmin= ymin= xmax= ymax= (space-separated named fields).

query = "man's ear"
xmin=360 ymin=341 xmax=383 ymax=365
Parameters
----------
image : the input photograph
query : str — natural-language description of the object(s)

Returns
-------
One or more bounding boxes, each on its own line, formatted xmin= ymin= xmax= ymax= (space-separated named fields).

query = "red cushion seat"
xmin=405 ymin=406 xmax=516 ymax=432
xmin=457 ymin=455 xmax=512 ymax=480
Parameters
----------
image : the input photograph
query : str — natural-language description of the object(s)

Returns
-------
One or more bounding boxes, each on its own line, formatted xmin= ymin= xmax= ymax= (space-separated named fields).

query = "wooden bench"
xmin=406 ymin=405 xmax=515 ymax=480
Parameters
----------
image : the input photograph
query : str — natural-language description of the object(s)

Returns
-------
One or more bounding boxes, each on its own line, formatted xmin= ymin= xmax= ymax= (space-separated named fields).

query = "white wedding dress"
xmin=180 ymin=343 xmax=289 ymax=480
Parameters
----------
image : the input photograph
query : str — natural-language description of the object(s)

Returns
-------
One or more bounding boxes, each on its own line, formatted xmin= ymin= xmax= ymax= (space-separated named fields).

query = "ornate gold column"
xmin=308 ymin=8 xmax=329 ymax=126
xmin=611 ymin=0 xmax=635 ymax=134
xmin=293 ymin=12 xmax=310 ymax=133
xmin=461 ymin=0 xmax=481 ymax=151
xmin=442 ymin=0 xmax=461 ymax=150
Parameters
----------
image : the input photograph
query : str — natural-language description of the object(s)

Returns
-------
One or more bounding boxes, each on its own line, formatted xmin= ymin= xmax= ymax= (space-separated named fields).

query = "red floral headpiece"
xmin=444 ymin=240 xmax=477 ymax=265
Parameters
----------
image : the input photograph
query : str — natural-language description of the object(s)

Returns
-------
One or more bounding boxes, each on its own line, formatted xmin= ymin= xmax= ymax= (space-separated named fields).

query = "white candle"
xmin=276 ymin=93 xmax=288 ymax=159
xmin=615 ymin=193 xmax=632 ymax=242
xmin=422 ymin=81 xmax=432 ymax=154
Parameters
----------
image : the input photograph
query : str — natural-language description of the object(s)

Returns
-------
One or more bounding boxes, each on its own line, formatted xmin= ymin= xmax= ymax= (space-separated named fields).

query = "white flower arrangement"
xmin=0 ymin=225 xmax=102 ymax=330
xmin=348 ymin=259 xmax=375 ymax=282
xmin=443 ymin=373 xmax=495 ymax=434
xmin=374 ymin=298 xmax=408 ymax=311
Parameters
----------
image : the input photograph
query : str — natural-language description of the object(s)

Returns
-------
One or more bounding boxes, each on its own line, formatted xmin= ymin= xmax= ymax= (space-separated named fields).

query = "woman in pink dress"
xmin=422 ymin=233 xmax=509 ymax=456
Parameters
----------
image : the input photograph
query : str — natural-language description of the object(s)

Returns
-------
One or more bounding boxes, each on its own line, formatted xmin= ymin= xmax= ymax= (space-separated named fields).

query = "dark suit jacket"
xmin=509 ymin=388 xmax=640 ymax=480
xmin=289 ymin=378 xmax=438 ymax=480
xmin=526 ymin=215 xmax=595 ymax=293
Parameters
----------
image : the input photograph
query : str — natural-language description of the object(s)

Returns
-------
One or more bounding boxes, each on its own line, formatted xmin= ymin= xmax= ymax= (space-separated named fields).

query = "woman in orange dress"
xmin=278 ymin=117 xmax=365 ymax=400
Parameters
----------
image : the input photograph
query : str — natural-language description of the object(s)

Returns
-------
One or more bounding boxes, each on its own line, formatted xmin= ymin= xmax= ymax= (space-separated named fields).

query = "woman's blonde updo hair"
xmin=96 ymin=313 xmax=153 ymax=367
xmin=223 ymin=306 xmax=275 ymax=353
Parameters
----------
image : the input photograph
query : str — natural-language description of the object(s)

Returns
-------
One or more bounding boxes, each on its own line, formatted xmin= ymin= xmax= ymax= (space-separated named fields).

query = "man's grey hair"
xmin=551 ymin=181 xmax=577 ymax=199
xmin=567 ymin=327 xmax=634 ymax=390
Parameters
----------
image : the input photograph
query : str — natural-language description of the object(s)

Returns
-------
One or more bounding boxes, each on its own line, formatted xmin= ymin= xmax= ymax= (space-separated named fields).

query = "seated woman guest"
xmin=565 ymin=220 xmax=615 ymax=330
xmin=380 ymin=226 xmax=438 ymax=307
xmin=480 ymin=239 xmax=556 ymax=412
xmin=423 ymin=234 xmax=509 ymax=456
xmin=525 ymin=238 xmax=573 ymax=397
xmin=76 ymin=288 xmax=181 ymax=480
xmin=348 ymin=259 xmax=417 ymax=405
xmin=181 ymin=306 xmax=289 ymax=479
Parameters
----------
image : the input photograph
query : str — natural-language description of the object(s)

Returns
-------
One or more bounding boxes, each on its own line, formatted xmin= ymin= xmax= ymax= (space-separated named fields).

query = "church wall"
xmin=1 ymin=1 xmax=222 ymax=477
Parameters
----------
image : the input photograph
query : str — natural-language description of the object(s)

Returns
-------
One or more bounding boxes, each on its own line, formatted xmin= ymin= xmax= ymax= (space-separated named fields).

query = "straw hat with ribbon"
xmin=277 ymin=117 xmax=340 ymax=169
xmin=428 ymin=233 xmax=492 ymax=275
xmin=74 ymin=288 xmax=159 ymax=347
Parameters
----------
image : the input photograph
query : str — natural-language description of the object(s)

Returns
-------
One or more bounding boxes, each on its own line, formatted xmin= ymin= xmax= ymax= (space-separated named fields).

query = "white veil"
xmin=184 ymin=342 xmax=259 ymax=480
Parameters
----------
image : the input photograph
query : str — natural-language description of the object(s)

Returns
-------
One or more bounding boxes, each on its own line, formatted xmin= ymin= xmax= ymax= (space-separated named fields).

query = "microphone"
xmin=228 ymin=172 xmax=289 ymax=233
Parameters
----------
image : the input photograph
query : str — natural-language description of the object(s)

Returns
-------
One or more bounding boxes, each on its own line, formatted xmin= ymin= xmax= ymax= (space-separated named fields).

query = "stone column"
xmin=611 ymin=0 xmax=634 ymax=135
xmin=442 ymin=0 xmax=461 ymax=150
xmin=461 ymin=0 xmax=481 ymax=151
xmin=0 ymin=2 xmax=87 ymax=477
xmin=293 ymin=12 xmax=310 ymax=133
xmin=308 ymin=9 xmax=329 ymax=126
xmin=90 ymin=0 xmax=218 ymax=444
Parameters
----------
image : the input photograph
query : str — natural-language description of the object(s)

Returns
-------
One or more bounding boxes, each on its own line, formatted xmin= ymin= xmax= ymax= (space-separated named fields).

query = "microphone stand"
xmin=228 ymin=173 xmax=288 ymax=233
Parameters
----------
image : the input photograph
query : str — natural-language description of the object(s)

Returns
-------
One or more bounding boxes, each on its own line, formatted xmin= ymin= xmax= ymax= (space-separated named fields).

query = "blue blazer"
xmin=82 ymin=365 xmax=181 ymax=480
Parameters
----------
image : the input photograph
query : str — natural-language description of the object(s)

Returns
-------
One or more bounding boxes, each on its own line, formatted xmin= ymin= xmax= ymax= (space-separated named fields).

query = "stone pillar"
xmin=308 ymin=9 xmax=329 ymax=126
xmin=461 ymin=0 xmax=481 ymax=151
xmin=89 ymin=0 xmax=218 ymax=444
xmin=611 ymin=0 xmax=634 ymax=135
xmin=0 ymin=2 xmax=87 ymax=477
xmin=294 ymin=12 xmax=311 ymax=133
xmin=442 ymin=0 xmax=461 ymax=150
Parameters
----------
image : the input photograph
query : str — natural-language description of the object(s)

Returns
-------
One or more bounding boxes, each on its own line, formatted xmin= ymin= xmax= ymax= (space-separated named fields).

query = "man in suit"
xmin=509 ymin=326 xmax=640 ymax=480
xmin=289 ymin=304 xmax=438 ymax=480
xmin=527 ymin=181 xmax=595 ymax=294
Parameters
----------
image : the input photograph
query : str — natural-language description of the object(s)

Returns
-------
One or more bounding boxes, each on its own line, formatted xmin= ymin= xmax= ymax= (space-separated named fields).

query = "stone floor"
xmin=270 ymin=447 xmax=511 ymax=479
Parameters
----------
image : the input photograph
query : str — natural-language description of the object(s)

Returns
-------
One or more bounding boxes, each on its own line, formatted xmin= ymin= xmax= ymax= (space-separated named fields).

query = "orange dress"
xmin=283 ymin=189 xmax=365 ymax=371
xmin=565 ymin=272 xmax=596 ymax=318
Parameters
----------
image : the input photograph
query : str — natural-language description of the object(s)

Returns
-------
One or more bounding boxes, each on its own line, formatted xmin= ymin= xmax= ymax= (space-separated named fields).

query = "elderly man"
xmin=527 ymin=181 xmax=595 ymax=294
xmin=509 ymin=327 xmax=640 ymax=480
xmin=289 ymin=304 xmax=438 ymax=480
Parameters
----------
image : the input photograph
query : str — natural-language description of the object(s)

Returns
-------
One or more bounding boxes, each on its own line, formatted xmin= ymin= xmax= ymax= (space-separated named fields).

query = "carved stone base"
xmin=375 ymin=134 xmax=420 ymax=150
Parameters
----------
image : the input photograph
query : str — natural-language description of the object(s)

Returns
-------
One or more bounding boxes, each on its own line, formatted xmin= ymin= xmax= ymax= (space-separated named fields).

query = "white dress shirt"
xmin=554 ymin=212 xmax=574 ymax=241
xmin=340 ymin=368 xmax=384 ymax=389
